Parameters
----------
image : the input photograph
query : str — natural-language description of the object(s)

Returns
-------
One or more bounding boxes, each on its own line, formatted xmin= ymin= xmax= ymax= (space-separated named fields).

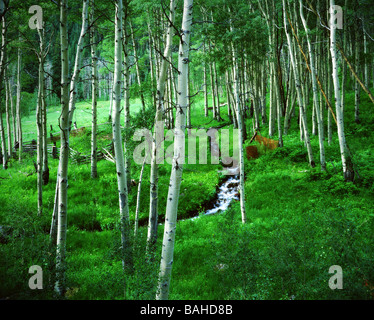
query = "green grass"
xmin=15 ymin=98 xmax=144 ymax=143
xmin=1 ymin=89 xmax=373 ymax=300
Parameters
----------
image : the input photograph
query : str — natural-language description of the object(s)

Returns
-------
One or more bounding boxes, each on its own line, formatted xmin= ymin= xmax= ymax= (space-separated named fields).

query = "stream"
xmin=190 ymin=175 xmax=240 ymax=221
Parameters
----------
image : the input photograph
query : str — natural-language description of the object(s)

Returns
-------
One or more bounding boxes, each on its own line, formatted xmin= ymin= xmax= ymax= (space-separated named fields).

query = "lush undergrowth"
xmin=0 ymin=91 xmax=373 ymax=300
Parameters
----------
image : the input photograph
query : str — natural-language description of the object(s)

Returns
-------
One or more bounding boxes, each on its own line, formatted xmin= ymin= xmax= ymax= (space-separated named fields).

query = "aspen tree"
xmin=67 ymin=0 xmax=89 ymax=127
xmin=354 ymin=24 xmax=360 ymax=124
xmin=258 ymin=0 xmax=276 ymax=138
xmin=112 ymin=0 xmax=132 ymax=270
xmin=129 ymin=21 xmax=145 ymax=112
xmin=340 ymin=0 xmax=348 ymax=114
xmin=42 ymin=64 xmax=49 ymax=185
xmin=123 ymin=1 xmax=131 ymax=191
xmin=55 ymin=0 xmax=69 ymax=295
xmin=204 ymin=42 xmax=209 ymax=117
xmin=283 ymin=0 xmax=315 ymax=167
xmin=16 ymin=37 xmax=22 ymax=162
xmin=8 ymin=80 xmax=16 ymax=154
xmin=90 ymin=0 xmax=98 ymax=179
xmin=148 ymin=0 xmax=176 ymax=248
xmin=0 ymin=1 xmax=8 ymax=169
xmin=300 ymin=0 xmax=326 ymax=170
xmin=329 ymin=0 xmax=354 ymax=182
xmin=134 ymin=159 xmax=146 ymax=238
xmin=5 ymin=67 xmax=11 ymax=159
xmin=36 ymin=26 xmax=45 ymax=216
xmin=0 ymin=108 xmax=6 ymax=169
xmin=229 ymin=8 xmax=247 ymax=225
xmin=55 ymin=0 xmax=89 ymax=295
xmin=156 ymin=0 xmax=193 ymax=300
xmin=209 ymin=56 xmax=217 ymax=120
xmin=0 ymin=3 xmax=7 ymax=169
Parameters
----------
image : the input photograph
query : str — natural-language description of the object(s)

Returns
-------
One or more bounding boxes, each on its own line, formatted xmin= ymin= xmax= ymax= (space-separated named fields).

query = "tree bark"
xmin=329 ymin=0 xmax=354 ymax=182
xmin=90 ymin=0 xmax=98 ymax=179
xmin=112 ymin=0 xmax=132 ymax=271
xmin=16 ymin=37 xmax=22 ymax=163
xmin=300 ymin=0 xmax=326 ymax=170
xmin=36 ymin=27 xmax=45 ymax=216
xmin=230 ymin=11 xmax=247 ymax=225
xmin=283 ymin=0 xmax=315 ymax=168
xmin=148 ymin=0 xmax=176 ymax=248
xmin=129 ymin=21 xmax=146 ymax=112
xmin=134 ymin=159 xmax=146 ymax=238
xmin=55 ymin=0 xmax=70 ymax=295
xmin=156 ymin=0 xmax=193 ymax=300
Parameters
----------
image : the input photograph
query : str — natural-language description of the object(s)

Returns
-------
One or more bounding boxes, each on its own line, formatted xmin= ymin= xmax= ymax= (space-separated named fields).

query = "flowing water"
xmin=190 ymin=175 xmax=240 ymax=221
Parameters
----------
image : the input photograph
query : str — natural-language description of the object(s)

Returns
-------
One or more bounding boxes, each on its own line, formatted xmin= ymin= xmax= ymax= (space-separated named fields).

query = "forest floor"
xmin=0 ymin=91 xmax=373 ymax=300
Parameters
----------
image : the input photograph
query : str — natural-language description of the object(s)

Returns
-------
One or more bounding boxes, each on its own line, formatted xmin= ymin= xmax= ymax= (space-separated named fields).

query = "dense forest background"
xmin=0 ymin=0 xmax=373 ymax=300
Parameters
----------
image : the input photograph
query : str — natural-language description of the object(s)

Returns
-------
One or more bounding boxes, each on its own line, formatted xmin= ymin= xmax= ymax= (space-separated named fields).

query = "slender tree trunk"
xmin=225 ymin=70 xmax=231 ymax=120
xmin=204 ymin=42 xmax=208 ymax=117
xmin=363 ymin=26 xmax=368 ymax=89
xmin=156 ymin=0 xmax=193 ymax=300
xmin=340 ymin=0 xmax=348 ymax=114
xmin=5 ymin=69 xmax=12 ymax=159
xmin=16 ymin=45 xmax=22 ymax=162
xmin=129 ymin=21 xmax=146 ymax=112
xmin=55 ymin=0 xmax=70 ymax=295
xmin=283 ymin=0 xmax=315 ymax=167
xmin=327 ymin=50 xmax=332 ymax=146
xmin=134 ymin=159 xmax=146 ymax=238
xmin=42 ymin=65 xmax=49 ymax=185
xmin=108 ymin=76 xmax=114 ymax=122
xmin=113 ymin=0 xmax=132 ymax=271
xmin=300 ymin=0 xmax=326 ymax=170
xmin=67 ymin=0 xmax=89 ymax=127
xmin=0 ymin=9 xmax=8 ymax=169
xmin=284 ymin=60 xmax=293 ymax=135
xmin=186 ymin=62 xmax=191 ymax=128
xmin=8 ymin=80 xmax=16 ymax=154
xmin=36 ymin=28 xmax=45 ymax=216
xmin=55 ymin=0 xmax=89 ymax=295
xmin=90 ymin=0 xmax=98 ymax=179
xmin=123 ymin=5 xmax=132 ymax=192
xmin=232 ymin=51 xmax=247 ymax=224
xmin=229 ymin=9 xmax=247 ymax=225
xmin=148 ymin=0 xmax=176 ymax=248
xmin=329 ymin=0 xmax=354 ymax=182
xmin=354 ymin=25 xmax=360 ymax=124
xmin=209 ymin=59 xmax=216 ymax=120
xmin=213 ymin=61 xmax=220 ymax=121
xmin=0 ymin=108 xmax=7 ymax=169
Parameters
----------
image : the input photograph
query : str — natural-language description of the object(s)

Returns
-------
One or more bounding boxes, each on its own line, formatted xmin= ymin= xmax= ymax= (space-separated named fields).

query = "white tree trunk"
xmin=156 ymin=0 xmax=193 ymax=300
xmin=55 ymin=0 xmax=69 ymax=295
xmin=16 ymin=37 xmax=22 ymax=162
xmin=134 ymin=159 xmax=146 ymax=238
xmin=5 ymin=68 xmax=12 ymax=159
xmin=148 ymin=0 xmax=176 ymax=248
xmin=67 ymin=0 xmax=89 ymax=127
xmin=299 ymin=0 xmax=326 ymax=171
xmin=112 ymin=0 xmax=132 ymax=270
xmin=129 ymin=21 xmax=145 ymax=112
xmin=330 ymin=0 xmax=354 ymax=182
xmin=36 ymin=27 xmax=45 ymax=216
xmin=90 ymin=0 xmax=98 ymax=179
xmin=283 ymin=0 xmax=315 ymax=168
